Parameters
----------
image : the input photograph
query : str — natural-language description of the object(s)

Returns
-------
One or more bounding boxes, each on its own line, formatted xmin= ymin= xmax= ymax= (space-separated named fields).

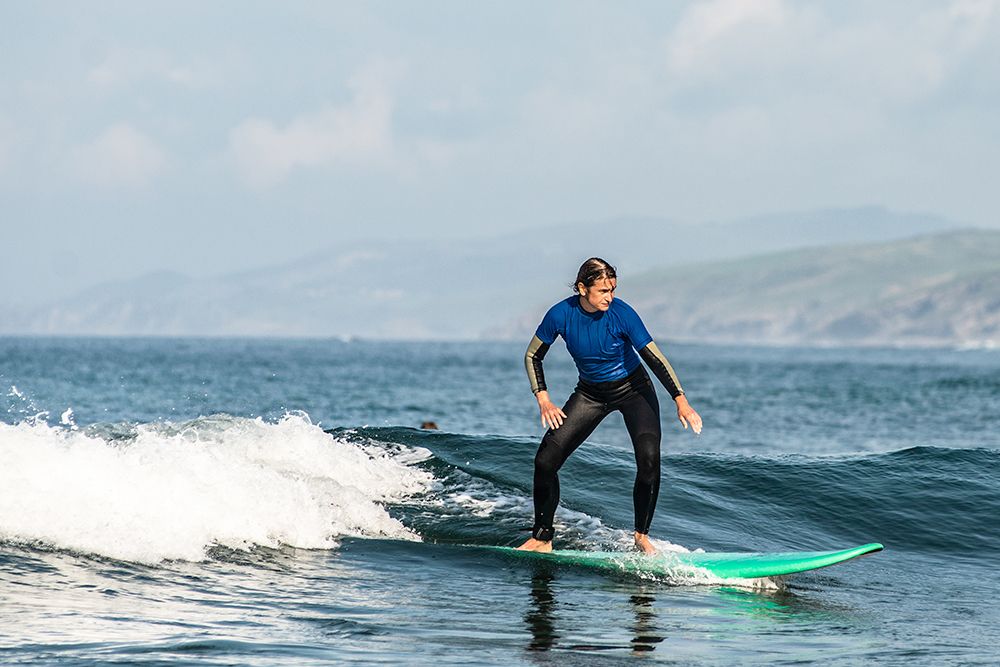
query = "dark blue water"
xmin=2 ymin=338 xmax=998 ymax=664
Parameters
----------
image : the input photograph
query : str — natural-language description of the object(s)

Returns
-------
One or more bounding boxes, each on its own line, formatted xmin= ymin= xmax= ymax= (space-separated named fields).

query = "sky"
xmin=2 ymin=1 xmax=999 ymax=303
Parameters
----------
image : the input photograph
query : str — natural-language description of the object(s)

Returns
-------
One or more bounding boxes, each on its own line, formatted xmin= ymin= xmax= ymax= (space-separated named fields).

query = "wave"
xmin=666 ymin=445 xmax=1000 ymax=556
xmin=0 ymin=414 xmax=431 ymax=563
xmin=339 ymin=428 xmax=1000 ymax=559
xmin=3 ymin=415 xmax=997 ymax=565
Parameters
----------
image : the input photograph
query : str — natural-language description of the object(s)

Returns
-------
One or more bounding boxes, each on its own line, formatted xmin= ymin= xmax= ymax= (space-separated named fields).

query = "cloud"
xmin=453 ymin=0 xmax=1000 ymax=228
xmin=228 ymin=63 xmax=398 ymax=187
xmin=667 ymin=0 xmax=791 ymax=76
xmin=664 ymin=0 xmax=999 ymax=104
xmin=86 ymin=47 xmax=217 ymax=89
xmin=68 ymin=124 xmax=166 ymax=189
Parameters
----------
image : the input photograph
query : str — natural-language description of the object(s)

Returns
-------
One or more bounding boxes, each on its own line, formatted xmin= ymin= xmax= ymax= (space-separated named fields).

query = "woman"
xmin=517 ymin=257 xmax=702 ymax=554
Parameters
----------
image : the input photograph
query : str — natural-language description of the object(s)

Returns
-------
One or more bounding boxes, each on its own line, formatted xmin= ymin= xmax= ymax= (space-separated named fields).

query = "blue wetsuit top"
xmin=534 ymin=296 xmax=654 ymax=384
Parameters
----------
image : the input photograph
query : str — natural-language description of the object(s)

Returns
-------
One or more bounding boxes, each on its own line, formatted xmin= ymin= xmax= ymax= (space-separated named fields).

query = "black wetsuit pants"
xmin=531 ymin=366 xmax=661 ymax=542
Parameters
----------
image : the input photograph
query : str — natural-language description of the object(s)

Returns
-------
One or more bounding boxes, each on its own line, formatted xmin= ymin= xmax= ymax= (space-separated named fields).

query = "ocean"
xmin=1 ymin=338 xmax=998 ymax=664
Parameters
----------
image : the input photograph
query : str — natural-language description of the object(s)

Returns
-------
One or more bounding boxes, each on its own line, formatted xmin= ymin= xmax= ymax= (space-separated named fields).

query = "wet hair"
xmin=572 ymin=257 xmax=617 ymax=293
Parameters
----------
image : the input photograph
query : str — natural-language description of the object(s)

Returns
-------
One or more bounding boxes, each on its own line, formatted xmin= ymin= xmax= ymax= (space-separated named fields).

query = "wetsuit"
xmin=524 ymin=296 xmax=685 ymax=542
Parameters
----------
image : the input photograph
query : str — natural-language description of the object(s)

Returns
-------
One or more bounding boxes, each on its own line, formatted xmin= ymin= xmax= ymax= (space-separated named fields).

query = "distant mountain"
xmin=495 ymin=229 xmax=1000 ymax=348
xmin=2 ymin=206 xmax=962 ymax=339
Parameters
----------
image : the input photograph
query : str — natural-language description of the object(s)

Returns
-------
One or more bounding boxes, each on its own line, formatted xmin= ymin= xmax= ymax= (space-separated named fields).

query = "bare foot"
xmin=634 ymin=532 xmax=658 ymax=555
xmin=516 ymin=537 xmax=553 ymax=553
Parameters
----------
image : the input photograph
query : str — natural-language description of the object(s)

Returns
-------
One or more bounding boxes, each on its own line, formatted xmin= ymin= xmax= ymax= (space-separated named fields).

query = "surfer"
xmin=517 ymin=257 xmax=702 ymax=555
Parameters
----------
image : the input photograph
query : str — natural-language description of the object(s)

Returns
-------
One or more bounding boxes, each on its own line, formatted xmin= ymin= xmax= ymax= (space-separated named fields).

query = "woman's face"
xmin=578 ymin=277 xmax=616 ymax=312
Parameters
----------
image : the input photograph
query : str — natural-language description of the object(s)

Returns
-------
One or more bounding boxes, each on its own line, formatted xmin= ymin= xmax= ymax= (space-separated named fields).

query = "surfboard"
xmin=486 ymin=542 xmax=883 ymax=580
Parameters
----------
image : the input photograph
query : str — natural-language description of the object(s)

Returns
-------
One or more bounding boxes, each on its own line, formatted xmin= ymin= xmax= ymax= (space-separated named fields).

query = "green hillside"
xmin=624 ymin=229 xmax=1000 ymax=347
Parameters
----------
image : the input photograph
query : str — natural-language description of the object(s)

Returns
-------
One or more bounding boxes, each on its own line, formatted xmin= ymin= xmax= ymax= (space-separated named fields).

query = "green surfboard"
xmin=486 ymin=543 xmax=883 ymax=580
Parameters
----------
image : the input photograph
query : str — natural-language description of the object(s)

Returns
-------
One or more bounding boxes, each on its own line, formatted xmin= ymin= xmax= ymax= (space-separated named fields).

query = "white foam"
xmin=59 ymin=408 xmax=77 ymax=429
xmin=635 ymin=564 xmax=785 ymax=591
xmin=0 ymin=414 xmax=433 ymax=563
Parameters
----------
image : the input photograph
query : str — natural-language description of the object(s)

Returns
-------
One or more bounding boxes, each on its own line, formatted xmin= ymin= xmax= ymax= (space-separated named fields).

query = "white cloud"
xmin=665 ymin=0 xmax=999 ymax=105
xmin=86 ymin=48 xmax=217 ymax=89
xmin=951 ymin=0 xmax=998 ymax=24
xmin=668 ymin=0 xmax=791 ymax=75
xmin=68 ymin=124 xmax=166 ymax=189
xmin=228 ymin=63 xmax=398 ymax=188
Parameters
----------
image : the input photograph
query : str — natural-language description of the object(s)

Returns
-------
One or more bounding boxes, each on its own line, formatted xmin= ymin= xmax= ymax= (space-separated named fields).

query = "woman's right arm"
xmin=525 ymin=335 xmax=566 ymax=429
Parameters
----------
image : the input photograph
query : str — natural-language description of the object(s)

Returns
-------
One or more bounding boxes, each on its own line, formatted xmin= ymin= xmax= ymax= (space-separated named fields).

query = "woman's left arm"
xmin=638 ymin=342 xmax=703 ymax=434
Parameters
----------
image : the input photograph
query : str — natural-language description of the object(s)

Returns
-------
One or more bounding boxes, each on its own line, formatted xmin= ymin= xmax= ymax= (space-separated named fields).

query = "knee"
xmin=636 ymin=461 xmax=660 ymax=487
xmin=634 ymin=435 xmax=661 ymax=484
xmin=534 ymin=442 xmax=562 ymax=476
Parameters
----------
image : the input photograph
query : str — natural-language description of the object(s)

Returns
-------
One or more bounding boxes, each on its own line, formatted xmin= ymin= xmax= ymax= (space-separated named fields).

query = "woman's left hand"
xmin=674 ymin=395 xmax=702 ymax=434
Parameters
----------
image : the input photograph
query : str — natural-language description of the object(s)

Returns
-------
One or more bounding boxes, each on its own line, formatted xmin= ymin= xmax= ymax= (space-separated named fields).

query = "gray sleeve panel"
xmin=525 ymin=335 xmax=551 ymax=394
xmin=639 ymin=341 xmax=684 ymax=399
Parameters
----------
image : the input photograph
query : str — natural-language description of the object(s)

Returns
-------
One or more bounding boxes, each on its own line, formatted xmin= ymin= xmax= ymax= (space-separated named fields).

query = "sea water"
xmin=1 ymin=338 xmax=998 ymax=664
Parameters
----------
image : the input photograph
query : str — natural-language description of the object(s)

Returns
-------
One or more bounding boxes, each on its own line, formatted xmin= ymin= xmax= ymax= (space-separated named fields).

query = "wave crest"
xmin=0 ymin=414 xmax=433 ymax=563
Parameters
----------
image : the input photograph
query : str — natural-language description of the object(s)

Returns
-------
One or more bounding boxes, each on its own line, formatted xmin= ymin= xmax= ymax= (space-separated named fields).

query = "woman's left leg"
xmin=619 ymin=384 xmax=662 ymax=537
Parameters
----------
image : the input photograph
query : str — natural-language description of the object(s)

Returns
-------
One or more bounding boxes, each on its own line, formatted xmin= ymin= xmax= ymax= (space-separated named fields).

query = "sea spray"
xmin=0 ymin=413 xmax=433 ymax=562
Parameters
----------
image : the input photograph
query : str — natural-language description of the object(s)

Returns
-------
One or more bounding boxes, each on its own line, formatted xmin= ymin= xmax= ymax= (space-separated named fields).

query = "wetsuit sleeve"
xmin=639 ymin=342 xmax=685 ymax=399
xmin=524 ymin=335 xmax=551 ymax=395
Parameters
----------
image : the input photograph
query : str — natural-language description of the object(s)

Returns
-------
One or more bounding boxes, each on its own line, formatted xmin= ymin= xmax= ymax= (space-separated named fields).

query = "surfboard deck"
xmin=485 ymin=542 xmax=883 ymax=580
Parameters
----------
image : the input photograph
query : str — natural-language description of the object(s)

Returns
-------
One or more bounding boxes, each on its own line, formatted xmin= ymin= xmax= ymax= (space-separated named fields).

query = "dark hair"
xmin=572 ymin=257 xmax=617 ymax=292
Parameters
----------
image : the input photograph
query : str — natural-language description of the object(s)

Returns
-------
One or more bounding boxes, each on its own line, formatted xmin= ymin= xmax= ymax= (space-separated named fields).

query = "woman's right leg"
xmin=529 ymin=391 xmax=607 ymax=542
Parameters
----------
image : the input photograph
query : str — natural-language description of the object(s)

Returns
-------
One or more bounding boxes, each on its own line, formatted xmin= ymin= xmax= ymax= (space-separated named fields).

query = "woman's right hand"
xmin=535 ymin=391 xmax=567 ymax=430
